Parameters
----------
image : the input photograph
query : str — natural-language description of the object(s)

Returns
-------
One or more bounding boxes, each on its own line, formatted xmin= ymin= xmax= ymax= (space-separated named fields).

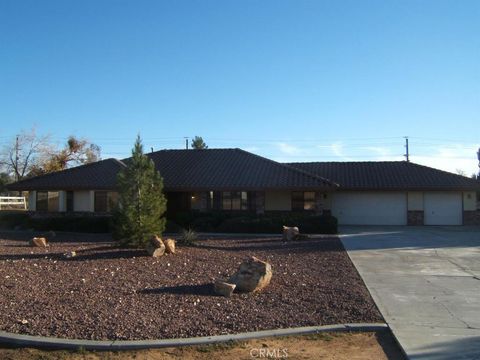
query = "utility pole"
xmin=184 ymin=137 xmax=189 ymax=150
xmin=15 ymin=135 xmax=19 ymax=181
xmin=477 ymin=147 xmax=479 ymax=178
xmin=404 ymin=136 xmax=409 ymax=162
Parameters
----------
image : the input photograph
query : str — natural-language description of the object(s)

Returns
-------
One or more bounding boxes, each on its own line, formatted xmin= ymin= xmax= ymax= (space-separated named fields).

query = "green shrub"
xmin=0 ymin=212 xmax=31 ymax=229
xmin=170 ymin=211 xmax=337 ymax=234
xmin=29 ymin=215 xmax=112 ymax=233
xmin=0 ymin=212 xmax=112 ymax=233
xmin=178 ymin=228 xmax=198 ymax=246
xmin=171 ymin=211 xmax=232 ymax=231
xmin=171 ymin=211 xmax=197 ymax=229
xmin=165 ymin=219 xmax=183 ymax=233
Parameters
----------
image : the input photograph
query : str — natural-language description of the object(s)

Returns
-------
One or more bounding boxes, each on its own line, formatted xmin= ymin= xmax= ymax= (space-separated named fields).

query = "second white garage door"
xmin=424 ymin=192 xmax=463 ymax=225
xmin=332 ymin=192 xmax=407 ymax=225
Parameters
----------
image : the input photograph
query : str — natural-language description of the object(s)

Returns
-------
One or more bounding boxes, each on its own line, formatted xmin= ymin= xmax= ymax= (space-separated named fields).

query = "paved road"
xmin=340 ymin=226 xmax=480 ymax=360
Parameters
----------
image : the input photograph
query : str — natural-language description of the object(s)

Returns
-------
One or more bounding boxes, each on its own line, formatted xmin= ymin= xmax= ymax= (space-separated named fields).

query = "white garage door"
xmin=332 ymin=192 xmax=407 ymax=225
xmin=424 ymin=192 xmax=462 ymax=225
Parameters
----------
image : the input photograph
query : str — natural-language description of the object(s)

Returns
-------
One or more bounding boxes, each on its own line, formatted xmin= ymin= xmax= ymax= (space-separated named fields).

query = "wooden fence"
xmin=0 ymin=196 xmax=27 ymax=210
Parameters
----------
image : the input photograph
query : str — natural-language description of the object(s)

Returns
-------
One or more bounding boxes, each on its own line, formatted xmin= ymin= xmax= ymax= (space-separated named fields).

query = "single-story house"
xmin=7 ymin=148 xmax=480 ymax=226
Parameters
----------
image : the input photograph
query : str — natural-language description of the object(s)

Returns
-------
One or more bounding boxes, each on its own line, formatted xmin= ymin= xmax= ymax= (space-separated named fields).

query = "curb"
xmin=0 ymin=323 xmax=389 ymax=351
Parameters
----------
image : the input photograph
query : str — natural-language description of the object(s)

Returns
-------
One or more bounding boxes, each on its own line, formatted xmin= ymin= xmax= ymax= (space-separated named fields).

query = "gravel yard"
xmin=0 ymin=231 xmax=382 ymax=340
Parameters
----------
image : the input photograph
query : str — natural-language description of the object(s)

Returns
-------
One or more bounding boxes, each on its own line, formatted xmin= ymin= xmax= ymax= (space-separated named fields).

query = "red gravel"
xmin=0 ymin=231 xmax=382 ymax=340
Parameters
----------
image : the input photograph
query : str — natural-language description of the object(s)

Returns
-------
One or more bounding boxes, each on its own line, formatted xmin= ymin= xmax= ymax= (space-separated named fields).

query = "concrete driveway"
xmin=340 ymin=226 xmax=480 ymax=360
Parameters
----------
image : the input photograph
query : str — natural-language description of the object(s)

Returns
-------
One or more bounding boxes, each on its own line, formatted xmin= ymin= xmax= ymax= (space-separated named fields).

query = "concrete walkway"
xmin=340 ymin=226 xmax=480 ymax=360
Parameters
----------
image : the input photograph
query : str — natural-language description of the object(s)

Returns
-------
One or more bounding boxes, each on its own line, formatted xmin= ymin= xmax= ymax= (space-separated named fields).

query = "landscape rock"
xmin=282 ymin=226 xmax=299 ymax=241
xmin=164 ymin=239 xmax=176 ymax=254
xmin=152 ymin=248 xmax=165 ymax=257
xmin=146 ymin=235 xmax=165 ymax=257
xmin=229 ymin=256 xmax=272 ymax=293
xmin=64 ymin=251 xmax=76 ymax=259
xmin=214 ymin=280 xmax=236 ymax=297
xmin=150 ymin=235 xmax=163 ymax=247
xmin=29 ymin=237 xmax=48 ymax=248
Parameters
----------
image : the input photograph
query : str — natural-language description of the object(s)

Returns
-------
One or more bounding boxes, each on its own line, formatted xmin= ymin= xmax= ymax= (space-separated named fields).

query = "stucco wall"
xmin=28 ymin=191 xmax=36 ymax=211
xmin=463 ymin=191 xmax=477 ymax=211
xmin=58 ymin=191 xmax=66 ymax=212
xmin=74 ymin=191 xmax=93 ymax=212
xmin=265 ymin=191 xmax=291 ymax=211
xmin=407 ymin=192 xmax=423 ymax=211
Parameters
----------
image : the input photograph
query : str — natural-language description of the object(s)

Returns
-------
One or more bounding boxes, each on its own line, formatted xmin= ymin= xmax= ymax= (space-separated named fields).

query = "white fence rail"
xmin=0 ymin=196 xmax=27 ymax=210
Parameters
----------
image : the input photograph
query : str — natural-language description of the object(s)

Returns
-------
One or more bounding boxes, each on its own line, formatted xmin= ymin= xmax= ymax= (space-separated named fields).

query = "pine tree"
xmin=191 ymin=136 xmax=208 ymax=149
xmin=113 ymin=136 xmax=167 ymax=247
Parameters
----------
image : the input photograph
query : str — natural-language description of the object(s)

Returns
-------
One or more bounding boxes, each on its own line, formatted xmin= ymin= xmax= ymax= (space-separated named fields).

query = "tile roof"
xmin=286 ymin=161 xmax=480 ymax=191
xmin=8 ymin=151 xmax=479 ymax=192
xmin=8 ymin=149 xmax=335 ymax=191
xmin=143 ymin=149 xmax=335 ymax=191
xmin=7 ymin=158 xmax=126 ymax=191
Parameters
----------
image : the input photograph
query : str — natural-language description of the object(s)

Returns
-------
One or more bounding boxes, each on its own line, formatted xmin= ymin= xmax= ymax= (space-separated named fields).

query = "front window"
xmin=36 ymin=191 xmax=60 ymax=212
xmin=36 ymin=191 xmax=48 ymax=211
xmin=292 ymin=191 xmax=316 ymax=211
xmin=47 ymin=191 xmax=59 ymax=212
xmin=94 ymin=191 xmax=108 ymax=212
xmin=94 ymin=191 xmax=118 ymax=212
xmin=222 ymin=191 xmax=248 ymax=210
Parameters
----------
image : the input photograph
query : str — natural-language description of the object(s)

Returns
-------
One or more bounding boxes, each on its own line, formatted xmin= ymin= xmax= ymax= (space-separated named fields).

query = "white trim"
xmin=0 ymin=196 xmax=27 ymax=210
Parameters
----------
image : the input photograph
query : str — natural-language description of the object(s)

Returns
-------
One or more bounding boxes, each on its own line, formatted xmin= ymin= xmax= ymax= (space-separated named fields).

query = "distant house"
xmin=7 ymin=148 xmax=480 ymax=226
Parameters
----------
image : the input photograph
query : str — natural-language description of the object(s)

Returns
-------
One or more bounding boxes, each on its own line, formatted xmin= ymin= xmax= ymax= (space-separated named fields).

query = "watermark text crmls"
xmin=250 ymin=347 xmax=288 ymax=358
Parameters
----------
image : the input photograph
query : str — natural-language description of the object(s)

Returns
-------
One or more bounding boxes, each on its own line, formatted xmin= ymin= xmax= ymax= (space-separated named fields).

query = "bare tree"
xmin=0 ymin=128 xmax=52 ymax=181
xmin=37 ymin=136 xmax=101 ymax=174
xmin=0 ymin=130 xmax=101 ymax=180
xmin=0 ymin=172 xmax=12 ymax=193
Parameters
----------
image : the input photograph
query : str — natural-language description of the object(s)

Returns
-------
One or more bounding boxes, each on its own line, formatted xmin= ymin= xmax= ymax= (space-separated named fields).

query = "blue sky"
xmin=1 ymin=0 xmax=479 ymax=174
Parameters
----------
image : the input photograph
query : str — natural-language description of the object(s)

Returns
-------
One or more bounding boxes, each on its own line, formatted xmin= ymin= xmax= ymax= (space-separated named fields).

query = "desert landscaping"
xmin=0 ymin=230 xmax=382 ymax=341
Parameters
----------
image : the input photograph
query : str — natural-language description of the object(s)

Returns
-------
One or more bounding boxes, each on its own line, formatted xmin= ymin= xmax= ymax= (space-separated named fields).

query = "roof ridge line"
xmin=285 ymin=162 xmax=340 ymax=186
xmin=235 ymin=148 xmax=339 ymax=187
xmin=111 ymin=158 xmax=127 ymax=168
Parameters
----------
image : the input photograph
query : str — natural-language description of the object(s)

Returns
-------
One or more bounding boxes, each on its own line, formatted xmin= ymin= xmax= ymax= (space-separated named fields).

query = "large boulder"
xmin=146 ymin=235 xmax=165 ymax=257
xmin=282 ymin=226 xmax=299 ymax=241
xmin=229 ymin=256 xmax=272 ymax=293
xmin=29 ymin=237 xmax=48 ymax=248
xmin=164 ymin=239 xmax=176 ymax=254
xmin=214 ymin=280 xmax=236 ymax=297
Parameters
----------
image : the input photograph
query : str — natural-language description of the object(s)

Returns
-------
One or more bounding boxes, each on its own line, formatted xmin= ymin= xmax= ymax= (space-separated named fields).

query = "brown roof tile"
xmin=286 ymin=161 xmax=480 ymax=191
xmin=7 ymin=158 xmax=126 ymax=191
xmin=8 ymin=149 xmax=335 ymax=191
xmin=144 ymin=149 xmax=335 ymax=191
